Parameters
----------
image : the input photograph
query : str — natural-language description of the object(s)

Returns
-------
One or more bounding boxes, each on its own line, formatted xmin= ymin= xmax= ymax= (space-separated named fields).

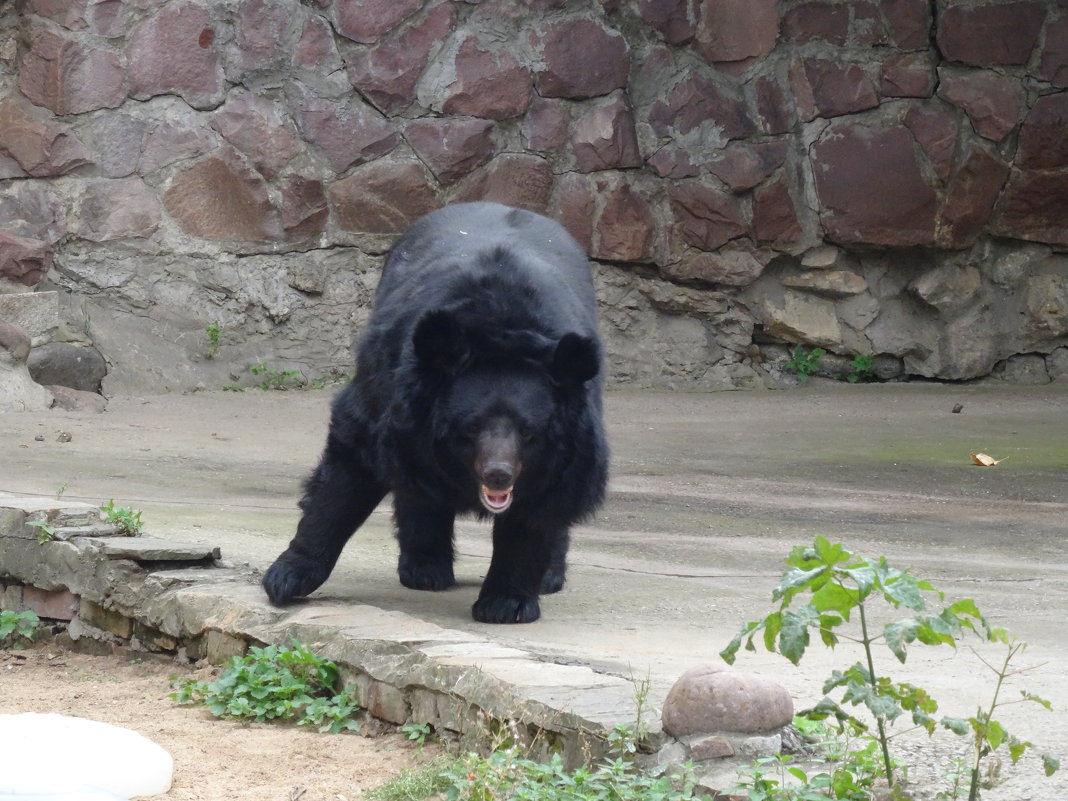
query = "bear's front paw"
xmin=539 ymin=567 xmax=566 ymax=594
xmin=398 ymin=557 xmax=455 ymax=591
xmin=262 ymin=553 xmax=330 ymax=605
xmin=472 ymin=594 xmax=540 ymax=624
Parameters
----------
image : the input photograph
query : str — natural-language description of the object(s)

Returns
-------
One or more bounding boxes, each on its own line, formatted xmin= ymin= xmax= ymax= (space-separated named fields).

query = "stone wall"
xmin=1 ymin=0 xmax=1067 ymax=394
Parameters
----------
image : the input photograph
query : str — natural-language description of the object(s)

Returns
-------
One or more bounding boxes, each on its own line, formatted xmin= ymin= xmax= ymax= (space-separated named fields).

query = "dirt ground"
xmin=0 ymin=641 xmax=435 ymax=801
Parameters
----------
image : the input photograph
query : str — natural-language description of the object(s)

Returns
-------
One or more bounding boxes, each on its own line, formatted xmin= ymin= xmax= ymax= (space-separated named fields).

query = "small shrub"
xmin=100 ymin=500 xmax=144 ymax=535
xmin=786 ymin=347 xmax=826 ymax=382
xmin=250 ymin=361 xmax=305 ymax=390
xmin=847 ymin=354 xmax=875 ymax=384
xmin=205 ymin=321 xmax=222 ymax=359
xmin=170 ymin=640 xmax=361 ymax=734
xmin=0 ymin=610 xmax=39 ymax=648
xmin=26 ymin=519 xmax=56 ymax=543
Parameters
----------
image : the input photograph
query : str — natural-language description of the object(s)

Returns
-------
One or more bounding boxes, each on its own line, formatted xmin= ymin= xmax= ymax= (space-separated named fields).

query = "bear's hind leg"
xmin=263 ymin=447 xmax=386 ymax=605
xmin=539 ymin=529 xmax=570 ymax=594
xmin=394 ymin=493 xmax=456 ymax=591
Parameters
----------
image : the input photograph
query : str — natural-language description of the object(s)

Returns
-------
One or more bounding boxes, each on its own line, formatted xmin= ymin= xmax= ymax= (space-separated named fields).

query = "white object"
xmin=0 ymin=713 xmax=173 ymax=800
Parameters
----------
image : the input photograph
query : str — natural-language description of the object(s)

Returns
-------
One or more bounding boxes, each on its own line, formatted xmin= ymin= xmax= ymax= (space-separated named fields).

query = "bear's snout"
xmin=481 ymin=461 xmax=514 ymax=490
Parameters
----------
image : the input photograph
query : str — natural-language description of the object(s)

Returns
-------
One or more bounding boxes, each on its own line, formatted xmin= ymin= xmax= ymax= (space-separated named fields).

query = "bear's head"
xmin=411 ymin=309 xmax=600 ymax=513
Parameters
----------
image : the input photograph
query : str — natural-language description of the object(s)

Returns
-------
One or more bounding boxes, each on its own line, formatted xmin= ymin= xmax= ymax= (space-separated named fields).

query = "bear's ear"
xmin=549 ymin=332 xmax=600 ymax=386
xmin=413 ymin=310 xmax=469 ymax=372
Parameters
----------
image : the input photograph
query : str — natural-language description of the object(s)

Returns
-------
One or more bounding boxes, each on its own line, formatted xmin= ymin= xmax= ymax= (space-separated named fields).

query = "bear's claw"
xmin=472 ymin=594 xmax=541 ymax=624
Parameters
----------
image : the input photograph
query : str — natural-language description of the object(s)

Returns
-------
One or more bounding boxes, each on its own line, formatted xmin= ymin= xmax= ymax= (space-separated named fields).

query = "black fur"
xmin=262 ymin=202 xmax=609 ymax=624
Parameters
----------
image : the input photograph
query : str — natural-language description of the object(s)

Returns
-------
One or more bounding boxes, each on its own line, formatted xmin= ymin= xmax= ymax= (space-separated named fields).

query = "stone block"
xmin=937 ymin=68 xmax=1025 ymax=142
xmin=571 ymin=94 xmax=641 ymax=173
xmin=203 ymin=629 xmax=247 ymax=664
xmin=22 ymin=586 xmax=79 ymax=620
xmin=997 ymin=355 xmax=1050 ymax=385
xmin=937 ymin=2 xmax=1045 ymax=67
xmin=694 ymin=0 xmax=779 ymax=63
xmin=126 ymin=3 xmax=224 ymax=109
xmin=329 ymin=160 xmax=439 ymax=234
xmin=132 ymin=621 xmax=178 ymax=653
xmin=79 ymin=599 xmax=133 ymax=638
xmin=87 ymin=536 xmax=221 ymax=563
xmin=332 ymin=0 xmax=422 ymax=44
xmin=0 ymin=233 xmax=52 ymax=288
xmin=288 ymin=85 xmax=399 ymax=174
xmin=366 ymin=679 xmax=409 ymax=725
xmin=27 ymin=343 xmax=106 ymax=393
xmin=530 ymin=18 xmax=630 ymax=100
xmin=690 ymin=734 xmax=735 ymax=760
xmin=19 ymin=29 xmax=124 ymax=115
xmin=405 ymin=118 xmax=496 ymax=184
xmin=0 ymin=99 xmax=88 ymax=177
xmin=438 ymin=37 xmax=532 ymax=120
xmin=163 ymin=155 xmax=275 ymax=242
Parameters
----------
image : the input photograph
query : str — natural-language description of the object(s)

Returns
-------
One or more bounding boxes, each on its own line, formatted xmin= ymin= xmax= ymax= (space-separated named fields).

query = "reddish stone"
xmin=754 ymin=74 xmax=795 ymax=135
xmin=993 ymin=169 xmax=1068 ymax=247
xmin=880 ymin=52 xmax=935 ymax=97
xmin=694 ymin=0 xmax=779 ymax=64
xmin=668 ymin=181 xmax=747 ymax=252
xmin=939 ymin=147 xmax=1009 ymax=249
xmin=440 ymin=37 xmax=532 ymax=120
xmin=233 ymin=0 xmax=294 ymax=74
xmin=662 ymin=247 xmax=766 ymax=287
xmin=880 ymin=0 xmax=931 ymax=49
xmin=753 ymin=177 xmax=802 ymax=244
xmin=19 ymin=30 xmax=125 ymax=115
xmin=27 ymin=0 xmax=124 ymax=36
xmin=593 ymin=181 xmax=655 ymax=262
xmin=708 ymin=141 xmax=788 ymax=193
xmin=126 ymin=3 xmax=224 ymax=109
xmin=87 ymin=113 xmax=146 ymax=178
xmin=851 ymin=1 xmax=887 ymax=46
xmin=77 ymin=179 xmax=161 ymax=242
xmin=1037 ymin=16 xmax=1068 ymax=87
xmin=404 ymin=118 xmax=496 ymax=184
xmin=937 ymin=2 xmax=1046 ymax=67
xmin=793 ymin=58 xmax=879 ymax=120
xmin=0 ymin=100 xmax=88 ymax=177
xmin=648 ymin=146 xmax=699 ymax=178
xmin=648 ymin=70 xmax=753 ymax=140
xmin=0 ymin=232 xmax=52 ymax=287
xmin=662 ymin=665 xmax=793 ymax=736
xmin=639 ymin=0 xmax=697 ymax=44
xmin=333 ymin=0 xmax=422 ymax=44
xmin=937 ymin=68 xmax=1025 ymax=142
xmin=164 ymin=155 xmax=276 ymax=241
xmin=530 ymin=19 xmax=630 ymax=99
xmin=328 ymin=160 xmax=439 ymax=234
xmin=21 ymin=587 xmax=80 ymax=621
xmin=290 ymin=86 xmax=400 ymax=173
xmin=293 ymin=14 xmax=339 ymax=70
xmin=522 ymin=97 xmax=570 ymax=152
xmin=811 ymin=122 xmax=938 ymax=246
xmin=1016 ymin=92 xmax=1068 ymax=170
xmin=140 ymin=118 xmax=214 ymax=173
xmin=345 ymin=3 xmax=454 ymax=116
xmin=549 ymin=172 xmax=596 ymax=252
xmin=904 ymin=105 xmax=958 ymax=183
xmin=279 ymin=176 xmax=328 ymax=237
xmin=782 ymin=2 xmax=848 ymax=44
xmin=211 ymin=90 xmax=302 ymax=178
xmin=456 ymin=154 xmax=554 ymax=214
xmin=572 ymin=94 xmax=641 ymax=173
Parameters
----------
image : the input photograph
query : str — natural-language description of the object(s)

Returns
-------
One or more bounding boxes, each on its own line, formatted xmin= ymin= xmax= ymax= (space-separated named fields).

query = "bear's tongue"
xmin=480 ymin=486 xmax=513 ymax=513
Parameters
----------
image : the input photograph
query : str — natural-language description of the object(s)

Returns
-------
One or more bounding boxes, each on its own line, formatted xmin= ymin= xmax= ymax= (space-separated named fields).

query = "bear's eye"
xmin=519 ymin=428 xmax=534 ymax=443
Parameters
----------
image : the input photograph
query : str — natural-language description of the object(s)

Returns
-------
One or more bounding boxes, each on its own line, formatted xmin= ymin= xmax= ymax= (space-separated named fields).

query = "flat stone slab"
xmin=82 ymin=536 xmax=221 ymax=562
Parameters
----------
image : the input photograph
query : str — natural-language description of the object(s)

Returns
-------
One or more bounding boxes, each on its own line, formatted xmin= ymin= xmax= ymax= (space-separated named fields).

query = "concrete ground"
xmin=2 ymin=381 xmax=1066 ymax=797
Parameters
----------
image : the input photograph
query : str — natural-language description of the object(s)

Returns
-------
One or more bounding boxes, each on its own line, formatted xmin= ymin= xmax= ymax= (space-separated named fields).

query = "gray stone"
xmin=1025 ymin=273 xmax=1068 ymax=340
xmin=84 ymin=536 xmax=222 ymax=562
xmin=48 ymin=385 xmax=107 ymax=412
xmin=761 ymin=290 xmax=843 ymax=349
xmin=1048 ymin=347 xmax=1068 ymax=379
xmin=910 ymin=264 xmax=983 ymax=316
xmin=800 ymin=245 xmax=840 ymax=269
xmin=996 ymin=354 xmax=1050 ymax=384
xmin=783 ymin=270 xmax=868 ymax=298
xmin=0 ymin=291 xmax=58 ymax=345
xmin=26 ymin=342 xmax=106 ymax=392
xmin=661 ymin=665 xmax=793 ymax=736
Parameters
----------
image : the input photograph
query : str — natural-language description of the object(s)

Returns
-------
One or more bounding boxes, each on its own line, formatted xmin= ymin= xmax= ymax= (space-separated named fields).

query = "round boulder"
xmin=27 ymin=342 xmax=107 ymax=393
xmin=662 ymin=664 xmax=793 ymax=736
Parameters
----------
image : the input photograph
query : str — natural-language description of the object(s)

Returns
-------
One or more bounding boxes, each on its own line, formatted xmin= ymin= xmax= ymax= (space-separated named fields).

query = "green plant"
xmin=442 ymin=747 xmax=696 ymax=801
xmin=250 ymin=360 xmax=306 ymax=390
xmin=722 ymin=536 xmax=1059 ymax=800
xmin=205 ymin=321 xmax=222 ymax=359
xmin=170 ymin=640 xmax=361 ymax=733
xmin=847 ymin=354 xmax=875 ymax=384
xmin=100 ymin=500 xmax=144 ymax=535
xmin=26 ymin=519 xmax=56 ymax=543
xmin=403 ymin=722 xmax=433 ymax=747
xmin=786 ymin=347 xmax=826 ymax=382
xmin=363 ymin=756 xmax=454 ymax=801
xmin=0 ymin=609 xmax=39 ymax=647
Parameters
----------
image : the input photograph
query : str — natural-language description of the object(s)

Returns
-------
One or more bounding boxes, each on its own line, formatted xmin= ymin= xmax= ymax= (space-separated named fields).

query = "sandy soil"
xmin=0 ymin=642 xmax=436 ymax=801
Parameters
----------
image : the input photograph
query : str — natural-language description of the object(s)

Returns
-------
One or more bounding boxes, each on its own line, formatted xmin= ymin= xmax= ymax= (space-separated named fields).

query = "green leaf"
xmin=811 ymin=582 xmax=856 ymax=617
xmin=774 ymin=566 xmax=826 ymax=603
xmin=1021 ymin=690 xmax=1053 ymax=711
xmin=986 ymin=720 xmax=1006 ymax=750
xmin=840 ymin=565 xmax=877 ymax=596
xmin=1043 ymin=754 xmax=1060 ymax=776
xmin=881 ymin=573 xmax=927 ymax=611
xmin=884 ymin=618 xmax=918 ymax=663
xmin=941 ymin=716 xmax=970 ymax=736
xmin=1008 ymin=738 xmax=1030 ymax=764
xmin=779 ymin=606 xmax=817 ymax=664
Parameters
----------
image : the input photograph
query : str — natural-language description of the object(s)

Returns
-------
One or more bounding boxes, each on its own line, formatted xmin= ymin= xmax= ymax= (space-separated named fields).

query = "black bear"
xmin=262 ymin=202 xmax=609 ymax=623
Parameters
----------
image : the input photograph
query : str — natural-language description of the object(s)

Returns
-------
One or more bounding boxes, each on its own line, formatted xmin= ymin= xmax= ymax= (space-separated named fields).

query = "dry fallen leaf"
xmin=970 ymin=452 xmax=1006 ymax=466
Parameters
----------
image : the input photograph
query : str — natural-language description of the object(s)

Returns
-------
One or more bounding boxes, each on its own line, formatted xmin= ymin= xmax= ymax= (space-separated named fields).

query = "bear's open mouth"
xmin=480 ymin=486 xmax=513 ymax=514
